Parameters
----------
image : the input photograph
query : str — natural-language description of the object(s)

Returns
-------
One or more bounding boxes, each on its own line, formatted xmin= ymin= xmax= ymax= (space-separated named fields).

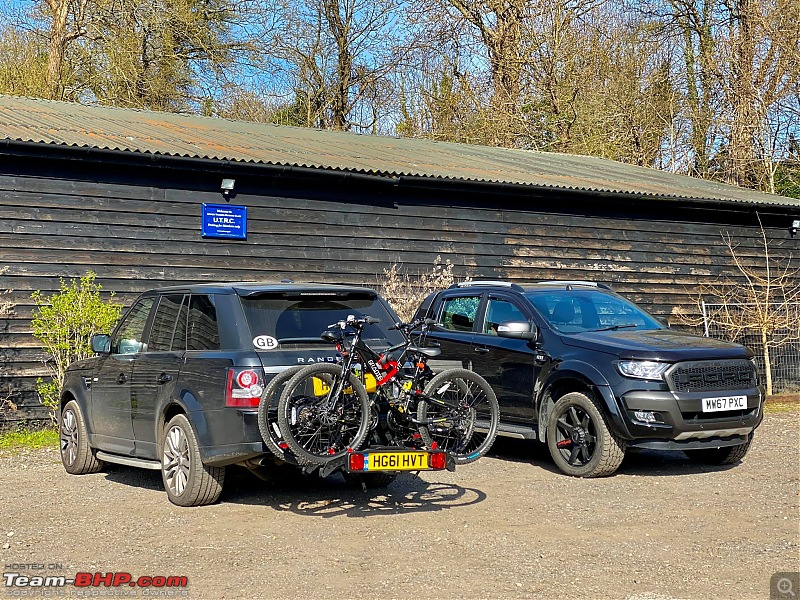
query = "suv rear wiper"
xmin=592 ymin=324 xmax=639 ymax=332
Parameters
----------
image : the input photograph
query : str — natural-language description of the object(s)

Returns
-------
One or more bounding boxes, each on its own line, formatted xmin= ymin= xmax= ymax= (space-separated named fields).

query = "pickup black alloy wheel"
xmin=60 ymin=400 xmax=104 ymax=475
xmin=161 ymin=414 xmax=225 ymax=506
xmin=546 ymin=392 xmax=625 ymax=477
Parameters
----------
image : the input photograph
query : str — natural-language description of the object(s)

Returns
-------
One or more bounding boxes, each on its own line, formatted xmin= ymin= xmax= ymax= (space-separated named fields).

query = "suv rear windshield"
xmin=240 ymin=292 xmax=405 ymax=348
xmin=524 ymin=289 xmax=663 ymax=333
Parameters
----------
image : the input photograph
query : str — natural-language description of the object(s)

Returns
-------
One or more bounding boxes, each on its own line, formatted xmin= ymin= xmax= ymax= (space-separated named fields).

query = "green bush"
xmin=31 ymin=273 xmax=122 ymax=421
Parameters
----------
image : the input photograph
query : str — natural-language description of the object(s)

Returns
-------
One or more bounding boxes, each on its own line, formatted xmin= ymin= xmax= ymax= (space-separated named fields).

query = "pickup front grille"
xmin=666 ymin=359 xmax=757 ymax=393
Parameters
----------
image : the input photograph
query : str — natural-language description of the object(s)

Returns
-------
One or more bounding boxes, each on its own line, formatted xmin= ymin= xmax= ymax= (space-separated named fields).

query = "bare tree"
xmin=439 ymin=0 xmax=529 ymax=146
xmin=257 ymin=0 xmax=406 ymax=132
xmin=0 ymin=26 xmax=50 ymax=97
xmin=43 ymin=0 xmax=94 ymax=99
xmin=679 ymin=217 xmax=800 ymax=395
xmin=720 ymin=0 xmax=800 ymax=191
xmin=377 ymin=256 xmax=460 ymax=322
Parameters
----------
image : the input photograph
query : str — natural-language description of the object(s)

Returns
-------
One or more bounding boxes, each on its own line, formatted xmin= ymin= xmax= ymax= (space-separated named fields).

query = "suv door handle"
xmin=427 ymin=341 xmax=440 ymax=348
xmin=157 ymin=373 xmax=173 ymax=384
xmin=117 ymin=373 xmax=128 ymax=384
xmin=474 ymin=346 xmax=490 ymax=355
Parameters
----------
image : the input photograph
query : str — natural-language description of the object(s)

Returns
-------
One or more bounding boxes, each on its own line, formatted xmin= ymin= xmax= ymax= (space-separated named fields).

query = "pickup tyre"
xmin=545 ymin=392 xmax=626 ymax=477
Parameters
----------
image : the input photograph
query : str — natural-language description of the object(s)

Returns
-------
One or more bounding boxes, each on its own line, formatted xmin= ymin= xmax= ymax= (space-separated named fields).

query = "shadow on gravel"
xmin=223 ymin=466 xmax=487 ymax=516
xmin=616 ymin=448 xmax=740 ymax=477
xmin=96 ymin=462 xmax=487 ymax=512
xmin=487 ymin=437 xmax=740 ymax=478
xmin=103 ymin=464 xmax=164 ymax=491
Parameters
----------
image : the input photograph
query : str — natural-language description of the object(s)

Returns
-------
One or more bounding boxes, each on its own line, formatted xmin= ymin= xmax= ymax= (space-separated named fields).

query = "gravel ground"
xmin=1 ymin=411 xmax=798 ymax=600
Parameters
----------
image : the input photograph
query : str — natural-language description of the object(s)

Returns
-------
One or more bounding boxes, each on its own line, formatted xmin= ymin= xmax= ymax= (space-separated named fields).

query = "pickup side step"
xmin=95 ymin=451 xmax=162 ymax=471
xmin=495 ymin=423 xmax=537 ymax=440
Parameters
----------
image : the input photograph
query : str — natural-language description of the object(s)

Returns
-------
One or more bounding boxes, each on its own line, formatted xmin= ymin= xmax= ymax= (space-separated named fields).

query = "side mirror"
xmin=496 ymin=320 xmax=537 ymax=341
xmin=91 ymin=333 xmax=111 ymax=354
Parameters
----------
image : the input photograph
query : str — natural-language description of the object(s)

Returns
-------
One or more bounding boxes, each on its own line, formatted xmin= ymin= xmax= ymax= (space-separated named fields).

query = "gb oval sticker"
xmin=253 ymin=335 xmax=278 ymax=350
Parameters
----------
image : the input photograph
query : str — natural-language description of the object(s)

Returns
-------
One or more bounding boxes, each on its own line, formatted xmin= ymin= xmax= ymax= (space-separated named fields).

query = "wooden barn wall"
xmin=0 ymin=153 xmax=798 ymax=422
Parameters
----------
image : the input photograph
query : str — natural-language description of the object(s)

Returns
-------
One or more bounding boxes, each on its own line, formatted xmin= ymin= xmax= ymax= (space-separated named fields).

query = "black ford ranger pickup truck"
xmin=59 ymin=282 xmax=446 ymax=506
xmin=413 ymin=280 xmax=765 ymax=477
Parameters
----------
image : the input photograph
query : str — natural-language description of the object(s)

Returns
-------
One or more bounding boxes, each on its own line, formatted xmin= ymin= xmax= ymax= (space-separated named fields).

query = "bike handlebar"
xmin=388 ymin=317 xmax=439 ymax=332
xmin=327 ymin=315 xmax=382 ymax=329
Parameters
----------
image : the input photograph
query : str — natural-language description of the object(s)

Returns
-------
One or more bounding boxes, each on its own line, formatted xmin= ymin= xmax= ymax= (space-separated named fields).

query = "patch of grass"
xmin=765 ymin=402 xmax=800 ymax=414
xmin=0 ymin=427 xmax=59 ymax=451
xmin=765 ymin=393 xmax=800 ymax=414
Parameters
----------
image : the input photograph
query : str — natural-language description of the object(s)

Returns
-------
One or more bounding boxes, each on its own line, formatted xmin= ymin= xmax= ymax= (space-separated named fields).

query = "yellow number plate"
xmin=312 ymin=374 xmax=377 ymax=396
xmin=366 ymin=452 xmax=429 ymax=471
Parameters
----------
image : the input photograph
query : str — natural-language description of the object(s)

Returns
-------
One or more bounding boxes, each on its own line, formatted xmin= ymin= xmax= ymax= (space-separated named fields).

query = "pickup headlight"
xmin=617 ymin=360 xmax=669 ymax=380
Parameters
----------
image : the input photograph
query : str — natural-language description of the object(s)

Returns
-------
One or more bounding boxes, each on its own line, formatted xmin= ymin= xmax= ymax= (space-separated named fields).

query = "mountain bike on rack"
xmin=273 ymin=315 xmax=499 ymax=468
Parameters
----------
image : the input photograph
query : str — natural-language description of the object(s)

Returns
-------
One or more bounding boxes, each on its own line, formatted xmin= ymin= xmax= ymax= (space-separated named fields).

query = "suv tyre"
xmin=546 ymin=392 xmax=626 ymax=477
xmin=60 ymin=400 xmax=104 ymax=475
xmin=161 ymin=414 xmax=225 ymax=506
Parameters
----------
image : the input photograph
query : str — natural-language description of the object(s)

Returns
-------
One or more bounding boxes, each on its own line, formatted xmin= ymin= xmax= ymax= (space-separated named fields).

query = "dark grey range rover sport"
xmin=59 ymin=283 xmax=404 ymax=506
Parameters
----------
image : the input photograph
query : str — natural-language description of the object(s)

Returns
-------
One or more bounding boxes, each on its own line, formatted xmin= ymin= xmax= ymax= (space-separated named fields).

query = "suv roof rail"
xmin=448 ymin=281 xmax=525 ymax=292
xmin=535 ymin=280 xmax=612 ymax=291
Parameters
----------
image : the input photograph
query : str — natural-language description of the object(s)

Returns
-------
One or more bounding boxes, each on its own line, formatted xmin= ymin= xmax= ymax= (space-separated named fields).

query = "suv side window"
xmin=187 ymin=295 xmax=220 ymax=351
xmin=112 ymin=298 xmax=154 ymax=355
xmin=482 ymin=297 xmax=526 ymax=335
xmin=439 ymin=295 xmax=481 ymax=332
xmin=148 ymin=294 xmax=186 ymax=352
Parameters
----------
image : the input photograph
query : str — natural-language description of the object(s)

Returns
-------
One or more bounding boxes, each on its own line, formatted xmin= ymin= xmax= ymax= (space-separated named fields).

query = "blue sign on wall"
xmin=202 ymin=204 xmax=247 ymax=240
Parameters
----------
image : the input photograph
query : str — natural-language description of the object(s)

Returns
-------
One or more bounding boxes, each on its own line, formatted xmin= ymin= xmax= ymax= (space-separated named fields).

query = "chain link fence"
xmin=702 ymin=302 xmax=800 ymax=394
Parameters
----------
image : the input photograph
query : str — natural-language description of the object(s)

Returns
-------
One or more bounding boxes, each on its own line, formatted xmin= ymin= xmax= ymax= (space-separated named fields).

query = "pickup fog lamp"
xmin=634 ymin=410 xmax=658 ymax=423
xmin=618 ymin=360 xmax=669 ymax=380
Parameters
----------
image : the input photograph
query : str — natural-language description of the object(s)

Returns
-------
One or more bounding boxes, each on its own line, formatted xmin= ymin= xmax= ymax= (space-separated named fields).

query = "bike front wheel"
xmin=417 ymin=368 xmax=499 ymax=464
xmin=277 ymin=363 xmax=370 ymax=467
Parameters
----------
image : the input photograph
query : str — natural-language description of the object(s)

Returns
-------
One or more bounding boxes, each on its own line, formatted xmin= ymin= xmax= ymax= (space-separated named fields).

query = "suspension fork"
xmin=323 ymin=327 xmax=363 ymax=410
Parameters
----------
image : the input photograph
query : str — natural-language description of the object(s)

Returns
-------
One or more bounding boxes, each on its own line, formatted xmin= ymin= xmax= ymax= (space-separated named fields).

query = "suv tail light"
xmin=225 ymin=367 xmax=265 ymax=408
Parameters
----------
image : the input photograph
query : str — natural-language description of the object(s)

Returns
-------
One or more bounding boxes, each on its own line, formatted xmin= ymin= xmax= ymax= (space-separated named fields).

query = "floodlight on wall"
xmin=791 ymin=219 xmax=800 ymax=238
xmin=220 ymin=178 xmax=235 ymax=199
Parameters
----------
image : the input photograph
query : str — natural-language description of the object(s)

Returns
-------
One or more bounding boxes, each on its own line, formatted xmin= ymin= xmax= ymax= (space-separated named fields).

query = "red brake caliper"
xmin=556 ymin=439 xmax=573 ymax=449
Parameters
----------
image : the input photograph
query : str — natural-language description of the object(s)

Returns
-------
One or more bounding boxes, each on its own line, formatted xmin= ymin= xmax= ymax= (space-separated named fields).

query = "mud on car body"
xmin=59 ymin=282 xmax=406 ymax=506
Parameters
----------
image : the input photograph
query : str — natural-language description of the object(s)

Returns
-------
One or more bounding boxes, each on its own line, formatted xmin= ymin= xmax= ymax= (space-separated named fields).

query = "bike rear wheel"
xmin=277 ymin=363 xmax=370 ymax=467
xmin=257 ymin=366 xmax=305 ymax=465
xmin=417 ymin=368 xmax=499 ymax=464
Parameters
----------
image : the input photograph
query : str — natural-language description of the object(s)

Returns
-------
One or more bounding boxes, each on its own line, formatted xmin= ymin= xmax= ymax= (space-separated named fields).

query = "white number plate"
xmin=702 ymin=395 xmax=747 ymax=412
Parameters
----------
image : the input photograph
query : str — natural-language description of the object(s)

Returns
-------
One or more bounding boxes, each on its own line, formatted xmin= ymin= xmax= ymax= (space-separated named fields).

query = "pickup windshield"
xmin=524 ymin=289 xmax=663 ymax=334
xmin=240 ymin=292 xmax=405 ymax=348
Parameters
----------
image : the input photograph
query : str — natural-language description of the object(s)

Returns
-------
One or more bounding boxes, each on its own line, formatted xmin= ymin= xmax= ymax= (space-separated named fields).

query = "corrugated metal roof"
xmin=0 ymin=95 xmax=797 ymax=208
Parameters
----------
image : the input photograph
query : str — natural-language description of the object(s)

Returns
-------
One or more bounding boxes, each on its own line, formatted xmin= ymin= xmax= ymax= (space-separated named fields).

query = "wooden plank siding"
xmin=1 ymin=153 xmax=798 ymax=423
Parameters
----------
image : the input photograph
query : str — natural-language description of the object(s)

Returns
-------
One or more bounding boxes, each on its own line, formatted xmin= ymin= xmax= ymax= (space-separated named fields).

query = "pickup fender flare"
xmin=537 ymin=360 xmax=633 ymax=441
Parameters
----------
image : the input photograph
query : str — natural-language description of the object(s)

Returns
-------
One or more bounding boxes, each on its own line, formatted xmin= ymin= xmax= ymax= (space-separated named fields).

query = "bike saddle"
xmin=408 ymin=346 xmax=441 ymax=357
xmin=320 ymin=330 xmax=341 ymax=343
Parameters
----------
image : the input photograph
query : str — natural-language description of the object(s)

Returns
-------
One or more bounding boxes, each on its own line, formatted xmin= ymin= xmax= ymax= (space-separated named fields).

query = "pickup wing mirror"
xmin=91 ymin=333 xmax=111 ymax=354
xmin=496 ymin=320 xmax=537 ymax=342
